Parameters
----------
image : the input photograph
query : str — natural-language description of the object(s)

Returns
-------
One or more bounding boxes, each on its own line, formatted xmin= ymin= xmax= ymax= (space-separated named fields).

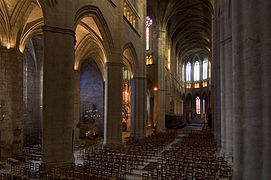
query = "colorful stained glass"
xmin=186 ymin=62 xmax=191 ymax=81
xmin=146 ymin=27 xmax=150 ymax=50
xmin=194 ymin=61 xmax=200 ymax=81
xmin=182 ymin=64 xmax=185 ymax=81
xmin=203 ymin=59 xmax=208 ymax=80
xmin=196 ymin=96 xmax=200 ymax=114
xmin=146 ymin=16 xmax=152 ymax=51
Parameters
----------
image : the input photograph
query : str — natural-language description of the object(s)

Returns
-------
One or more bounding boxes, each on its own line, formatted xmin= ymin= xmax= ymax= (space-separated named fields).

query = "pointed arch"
xmin=74 ymin=5 xmax=114 ymax=58
xmin=122 ymin=42 xmax=139 ymax=77
xmin=75 ymin=34 xmax=106 ymax=80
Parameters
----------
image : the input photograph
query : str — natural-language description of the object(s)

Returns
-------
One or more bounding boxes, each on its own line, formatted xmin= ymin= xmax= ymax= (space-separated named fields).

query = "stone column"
xmin=213 ymin=0 xmax=222 ymax=146
xmin=219 ymin=0 xmax=226 ymax=157
xmin=180 ymin=100 xmax=183 ymax=115
xmin=232 ymin=0 xmax=271 ymax=179
xmin=191 ymin=97 xmax=195 ymax=121
xmin=149 ymin=95 xmax=154 ymax=127
xmin=156 ymin=29 xmax=166 ymax=132
xmin=74 ymin=70 xmax=80 ymax=143
xmin=220 ymin=0 xmax=233 ymax=163
xmin=200 ymin=97 xmax=204 ymax=119
xmin=130 ymin=77 xmax=146 ymax=139
xmin=42 ymin=26 xmax=75 ymax=166
xmin=176 ymin=98 xmax=180 ymax=115
xmin=0 ymin=47 xmax=23 ymax=158
xmin=103 ymin=62 xmax=123 ymax=146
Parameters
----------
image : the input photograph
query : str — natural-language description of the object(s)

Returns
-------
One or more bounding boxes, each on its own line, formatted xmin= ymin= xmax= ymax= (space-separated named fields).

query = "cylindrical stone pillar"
xmin=232 ymin=0 xmax=271 ymax=179
xmin=219 ymin=0 xmax=233 ymax=163
xmin=74 ymin=70 xmax=80 ymax=144
xmin=0 ymin=47 xmax=23 ymax=158
xmin=103 ymin=61 xmax=123 ymax=146
xmin=42 ymin=25 xmax=75 ymax=166
xmin=213 ymin=0 xmax=222 ymax=146
xmin=219 ymin=0 xmax=226 ymax=157
xmin=156 ymin=29 xmax=166 ymax=132
xmin=130 ymin=77 xmax=146 ymax=139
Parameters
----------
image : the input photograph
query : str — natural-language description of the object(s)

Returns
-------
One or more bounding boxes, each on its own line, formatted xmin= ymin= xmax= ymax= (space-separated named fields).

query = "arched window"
xmin=146 ymin=16 xmax=152 ymax=50
xmin=209 ymin=61 xmax=211 ymax=79
xmin=203 ymin=59 xmax=208 ymax=80
xmin=196 ymin=96 xmax=200 ymax=114
xmin=194 ymin=61 xmax=200 ymax=81
xmin=182 ymin=64 xmax=185 ymax=81
xmin=186 ymin=62 xmax=191 ymax=81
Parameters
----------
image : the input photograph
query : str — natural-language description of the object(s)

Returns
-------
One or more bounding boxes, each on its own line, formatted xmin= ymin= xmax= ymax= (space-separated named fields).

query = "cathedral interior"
xmin=0 ymin=0 xmax=270 ymax=179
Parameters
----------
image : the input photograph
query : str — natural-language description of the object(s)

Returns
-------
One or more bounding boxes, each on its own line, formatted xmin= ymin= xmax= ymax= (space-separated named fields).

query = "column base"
xmin=219 ymin=150 xmax=233 ymax=165
xmin=130 ymin=134 xmax=146 ymax=140
xmin=103 ymin=138 xmax=122 ymax=147
xmin=40 ymin=160 xmax=75 ymax=171
xmin=0 ymin=142 xmax=22 ymax=159
xmin=156 ymin=126 xmax=167 ymax=133
xmin=224 ymin=152 xmax=233 ymax=165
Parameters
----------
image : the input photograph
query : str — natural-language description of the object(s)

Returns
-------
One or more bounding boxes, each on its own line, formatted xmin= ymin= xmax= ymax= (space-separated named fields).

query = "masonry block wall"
xmin=0 ymin=47 xmax=23 ymax=157
xmin=23 ymin=36 xmax=43 ymax=146
xmin=79 ymin=59 xmax=104 ymax=137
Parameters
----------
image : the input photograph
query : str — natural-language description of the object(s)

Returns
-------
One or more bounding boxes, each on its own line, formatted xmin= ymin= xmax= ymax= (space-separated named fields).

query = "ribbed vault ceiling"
xmin=149 ymin=0 xmax=213 ymax=64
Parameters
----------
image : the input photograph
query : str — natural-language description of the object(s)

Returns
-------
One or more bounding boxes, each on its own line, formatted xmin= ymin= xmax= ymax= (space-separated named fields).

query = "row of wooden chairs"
xmin=142 ymin=131 xmax=232 ymax=180
xmin=3 ymin=131 xmax=178 ymax=179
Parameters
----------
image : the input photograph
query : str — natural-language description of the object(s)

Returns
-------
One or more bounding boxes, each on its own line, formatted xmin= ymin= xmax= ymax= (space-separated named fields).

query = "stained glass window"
xmin=194 ymin=83 xmax=199 ymax=88
xmin=203 ymin=59 xmax=208 ymax=80
xmin=196 ymin=96 xmax=200 ymax=114
xmin=182 ymin=64 xmax=185 ymax=81
xmin=186 ymin=62 xmax=191 ymax=82
xmin=146 ymin=55 xmax=153 ymax=65
xmin=146 ymin=16 xmax=152 ymax=51
xmin=194 ymin=61 xmax=200 ymax=81
xmin=203 ymin=99 xmax=205 ymax=114
xmin=209 ymin=61 xmax=211 ymax=79
xmin=146 ymin=27 xmax=150 ymax=50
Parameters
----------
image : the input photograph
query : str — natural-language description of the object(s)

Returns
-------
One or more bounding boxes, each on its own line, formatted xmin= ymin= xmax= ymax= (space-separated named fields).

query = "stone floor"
xmin=1 ymin=125 xmax=215 ymax=180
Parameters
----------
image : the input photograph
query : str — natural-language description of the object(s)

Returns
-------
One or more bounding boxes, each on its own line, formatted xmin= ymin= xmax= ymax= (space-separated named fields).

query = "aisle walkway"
xmin=126 ymin=126 xmax=199 ymax=180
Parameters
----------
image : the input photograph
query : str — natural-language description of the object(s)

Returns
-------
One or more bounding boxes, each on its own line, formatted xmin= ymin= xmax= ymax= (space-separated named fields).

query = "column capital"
xmin=42 ymin=25 xmax=75 ymax=38
xmin=132 ymin=76 xmax=146 ymax=80
xmin=105 ymin=61 xmax=124 ymax=67
xmin=74 ymin=69 xmax=80 ymax=74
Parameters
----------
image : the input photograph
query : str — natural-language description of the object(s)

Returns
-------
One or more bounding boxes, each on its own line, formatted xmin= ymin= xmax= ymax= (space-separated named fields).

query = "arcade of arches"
xmin=0 ymin=0 xmax=270 ymax=179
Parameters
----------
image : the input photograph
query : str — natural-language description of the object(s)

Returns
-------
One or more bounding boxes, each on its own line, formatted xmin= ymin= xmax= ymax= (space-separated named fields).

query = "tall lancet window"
xmin=196 ymin=96 xmax=200 ymax=114
xmin=209 ymin=61 xmax=211 ymax=79
xmin=194 ymin=61 xmax=200 ymax=81
xmin=203 ymin=59 xmax=208 ymax=80
xmin=182 ymin=64 xmax=185 ymax=81
xmin=146 ymin=16 xmax=152 ymax=51
xmin=186 ymin=62 xmax=191 ymax=82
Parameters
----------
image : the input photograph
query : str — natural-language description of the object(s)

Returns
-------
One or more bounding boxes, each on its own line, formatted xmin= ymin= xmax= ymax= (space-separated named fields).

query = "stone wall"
xmin=23 ymin=36 xmax=43 ymax=146
xmin=79 ymin=59 xmax=104 ymax=137
xmin=0 ymin=47 xmax=23 ymax=157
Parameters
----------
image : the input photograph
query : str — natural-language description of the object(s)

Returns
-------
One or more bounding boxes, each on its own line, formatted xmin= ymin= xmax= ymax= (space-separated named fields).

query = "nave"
xmin=0 ymin=127 xmax=232 ymax=180
xmin=0 ymin=0 xmax=270 ymax=179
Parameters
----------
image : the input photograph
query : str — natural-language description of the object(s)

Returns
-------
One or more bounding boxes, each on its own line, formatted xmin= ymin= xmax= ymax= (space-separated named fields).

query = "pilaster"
xmin=42 ymin=25 xmax=75 ymax=167
xmin=0 ymin=47 xmax=23 ymax=158
xmin=130 ymin=77 xmax=146 ymax=139
xmin=156 ymin=29 xmax=166 ymax=132
xmin=103 ymin=61 xmax=123 ymax=146
xmin=232 ymin=0 xmax=271 ymax=179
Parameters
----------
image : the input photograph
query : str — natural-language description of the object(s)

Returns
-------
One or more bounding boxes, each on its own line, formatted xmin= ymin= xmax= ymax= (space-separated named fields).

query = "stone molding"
xmin=132 ymin=76 xmax=146 ymax=80
xmin=107 ymin=0 xmax=117 ymax=8
xmin=220 ymin=36 xmax=232 ymax=46
xmin=42 ymin=25 xmax=75 ymax=38
xmin=105 ymin=61 xmax=124 ymax=67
